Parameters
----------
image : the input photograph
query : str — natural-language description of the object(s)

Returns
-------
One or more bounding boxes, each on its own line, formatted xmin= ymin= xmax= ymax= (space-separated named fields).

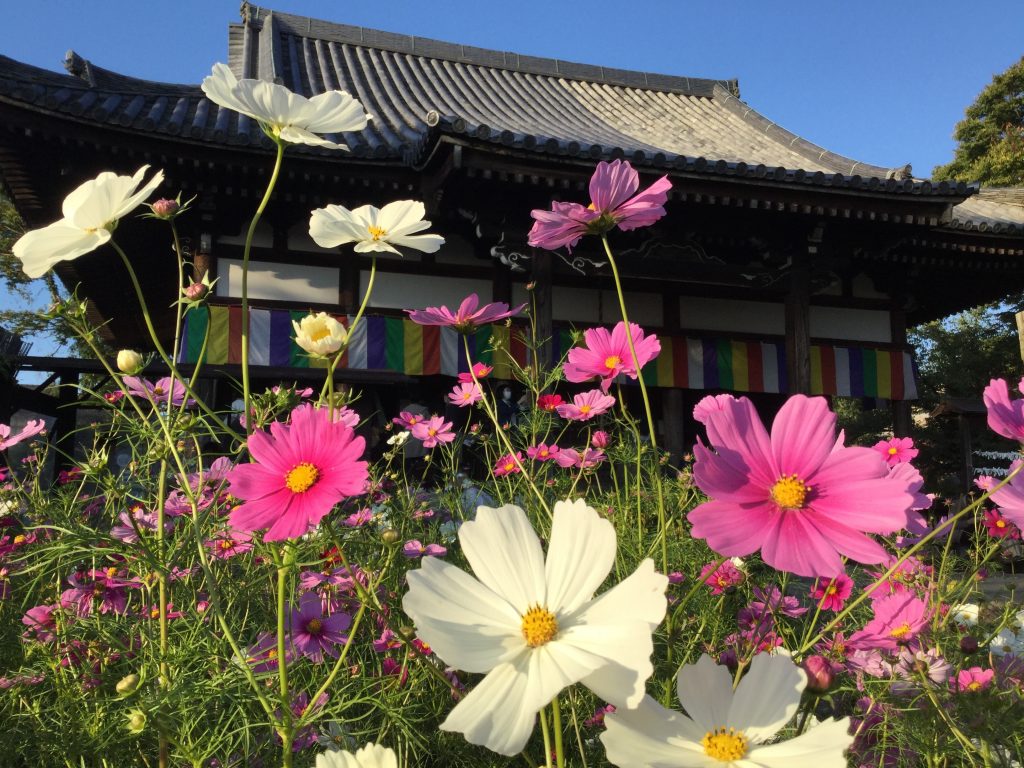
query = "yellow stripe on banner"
xmin=656 ymin=337 xmax=674 ymax=386
xmin=876 ymin=351 xmax=892 ymax=399
xmin=809 ymin=346 xmax=823 ymax=395
xmin=208 ymin=306 xmax=229 ymax=364
xmin=490 ymin=325 xmax=511 ymax=379
xmin=731 ymin=341 xmax=749 ymax=392
xmin=404 ymin=321 xmax=423 ymax=375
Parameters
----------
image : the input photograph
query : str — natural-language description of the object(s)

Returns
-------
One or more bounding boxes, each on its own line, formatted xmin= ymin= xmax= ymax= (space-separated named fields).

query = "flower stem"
xmin=538 ymin=704 xmax=554 ymax=768
xmin=156 ymin=459 xmax=170 ymax=768
xmin=276 ymin=542 xmax=297 ymax=758
xmin=241 ymin=139 xmax=286 ymax=435
xmin=551 ymin=697 xmax=565 ymax=768
xmin=319 ymin=257 xmax=378 ymax=404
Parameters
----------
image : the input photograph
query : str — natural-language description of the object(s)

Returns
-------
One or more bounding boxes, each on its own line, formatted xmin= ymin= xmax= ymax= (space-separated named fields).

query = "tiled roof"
xmin=950 ymin=189 xmax=1024 ymax=235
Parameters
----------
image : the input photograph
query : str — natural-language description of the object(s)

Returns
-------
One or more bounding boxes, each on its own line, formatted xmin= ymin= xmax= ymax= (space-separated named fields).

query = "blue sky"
xmin=2 ymin=0 xmax=1023 ymax=363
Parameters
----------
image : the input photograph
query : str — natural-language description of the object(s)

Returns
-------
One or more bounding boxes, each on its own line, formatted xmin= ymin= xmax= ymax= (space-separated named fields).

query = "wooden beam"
xmin=785 ymin=251 xmax=811 ymax=394
xmin=532 ymin=249 xmax=553 ymax=369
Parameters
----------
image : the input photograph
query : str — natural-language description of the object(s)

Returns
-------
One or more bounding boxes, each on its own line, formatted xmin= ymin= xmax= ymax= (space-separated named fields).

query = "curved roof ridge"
xmin=711 ymin=83 xmax=895 ymax=179
xmin=245 ymin=5 xmax=739 ymax=99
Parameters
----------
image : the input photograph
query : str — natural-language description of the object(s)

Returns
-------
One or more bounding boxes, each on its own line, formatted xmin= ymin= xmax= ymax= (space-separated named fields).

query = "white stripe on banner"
xmin=686 ymin=339 xmax=704 ymax=389
xmin=834 ymin=347 xmax=851 ymax=397
xmin=249 ymin=309 xmax=270 ymax=366
xmin=440 ymin=327 xmax=460 ymax=377
xmin=346 ymin=315 xmax=368 ymax=370
xmin=761 ymin=342 xmax=779 ymax=394
xmin=903 ymin=352 xmax=918 ymax=399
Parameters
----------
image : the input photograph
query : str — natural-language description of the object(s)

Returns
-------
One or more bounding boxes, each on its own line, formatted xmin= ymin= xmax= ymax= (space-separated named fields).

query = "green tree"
xmin=932 ymin=57 xmax=1024 ymax=185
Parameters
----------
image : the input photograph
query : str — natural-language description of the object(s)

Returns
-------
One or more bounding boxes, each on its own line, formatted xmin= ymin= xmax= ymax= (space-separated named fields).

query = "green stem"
xmin=551 ymin=697 xmax=565 ymax=768
xmin=241 ymin=140 xmax=287 ymax=435
xmin=276 ymin=543 xmax=297 ymax=757
xmin=156 ymin=460 xmax=170 ymax=768
xmin=539 ymin=704 xmax=554 ymax=768
xmin=318 ymin=257 xmax=378 ymax=404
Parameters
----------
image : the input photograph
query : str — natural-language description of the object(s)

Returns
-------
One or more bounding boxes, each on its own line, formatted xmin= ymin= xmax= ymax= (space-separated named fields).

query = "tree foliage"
xmin=932 ymin=57 xmax=1024 ymax=186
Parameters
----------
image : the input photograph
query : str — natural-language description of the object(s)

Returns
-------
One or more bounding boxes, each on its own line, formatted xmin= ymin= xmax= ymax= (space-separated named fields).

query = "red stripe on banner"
xmin=422 ymin=326 xmax=441 ymax=375
xmin=747 ymin=341 xmax=764 ymax=393
xmin=672 ymin=337 xmax=689 ymax=388
xmin=820 ymin=345 xmax=837 ymax=396
xmin=510 ymin=328 xmax=528 ymax=369
xmin=890 ymin=351 xmax=904 ymax=400
xmin=228 ymin=306 xmax=243 ymax=364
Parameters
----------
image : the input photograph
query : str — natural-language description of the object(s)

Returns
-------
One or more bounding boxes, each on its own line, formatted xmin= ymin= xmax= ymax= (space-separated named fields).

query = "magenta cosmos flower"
xmin=410 ymin=416 xmax=455 ymax=448
xmin=563 ymin=322 xmax=661 ymax=392
xmin=227 ymin=404 xmax=367 ymax=541
xmin=528 ymin=160 xmax=672 ymax=251
xmin=951 ymin=666 xmax=994 ymax=693
xmin=289 ymin=592 xmax=351 ymax=663
xmin=555 ymin=389 xmax=616 ymax=421
xmin=848 ymin=593 xmax=930 ymax=652
xmin=984 ymin=377 xmax=1024 ymax=442
xmin=809 ymin=574 xmax=854 ymax=611
xmin=407 ymin=293 xmax=526 ymax=333
xmin=688 ymin=394 xmax=914 ymax=578
xmin=873 ymin=436 xmax=918 ymax=467
xmin=123 ymin=376 xmax=193 ymax=407
xmin=0 ymin=419 xmax=45 ymax=451
xmin=448 ymin=382 xmax=483 ymax=407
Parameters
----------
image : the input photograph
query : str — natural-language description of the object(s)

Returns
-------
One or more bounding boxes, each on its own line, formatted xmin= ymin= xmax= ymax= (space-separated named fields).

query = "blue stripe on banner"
xmin=347 ymin=316 xmax=367 ymax=369
xmin=848 ymin=347 xmax=864 ymax=397
xmin=686 ymin=339 xmax=703 ymax=389
xmin=904 ymin=352 xmax=919 ymax=399
xmin=761 ymin=342 xmax=778 ymax=393
xmin=457 ymin=332 xmax=474 ymax=373
xmin=269 ymin=311 xmax=293 ymax=366
xmin=440 ymin=327 xmax=459 ymax=376
xmin=702 ymin=340 xmax=719 ymax=389
xmin=367 ymin=317 xmax=387 ymax=369
xmin=249 ymin=309 xmax=270 ymax=366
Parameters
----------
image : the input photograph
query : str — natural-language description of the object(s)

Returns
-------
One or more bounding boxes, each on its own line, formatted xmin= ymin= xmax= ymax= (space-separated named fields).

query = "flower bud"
xmin=116 ymin=673 xmax=140 ymax=695
xmin=380 ymin=528 xmax=400 ymax=545
xmin=125 ymin=708 xmax=147 ymax=734
xmin=802 ymin=655 xmax=834 ymax=692
xmin=151 ymin=199 xmax=179 ymax=218
xmin=960 ymin=635 xmax=980 ymax=654
xmin=184 ymin=282 xmax=208 ymax=301
xmin=116 ymin=349 xmax=144 ymax=374
xmin=292 ymin=312 xmax=348 ymax=357
xmin=591 ymin=430 xmax=610 ymax=449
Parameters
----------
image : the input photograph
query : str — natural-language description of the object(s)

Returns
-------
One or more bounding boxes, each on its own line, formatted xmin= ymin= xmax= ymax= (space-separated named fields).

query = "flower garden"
xmin=1 ymin=62 xmax=1023 ymax=768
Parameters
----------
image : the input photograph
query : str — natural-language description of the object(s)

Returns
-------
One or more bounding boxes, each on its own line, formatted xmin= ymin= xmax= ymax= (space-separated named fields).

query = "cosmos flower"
xmin=289 ymin=592 xmax=352 ymax=664
xmin=122 ymin=376 xmax=193 ymax=408
xmin=688 ymin=394 xmax=913 ymax=578
xmin=536 ymin=394 xmax=564 ymax=412
xmin=309 ymin=200 xmax=444 ymax=255
xmin=492 ymin=452 xmax=524 ymax=477
xmin=314 ymin=743 xmax=398 ymax=768
xmin=12 ymin=166 xmax=164 ymax=278
xmin=848 ymin=593 xmax=930 ymax=652
xmin=402 ymin=500 xmax=667 ymax=755
xmin=407 ymin=293 xmax=526 ymax=333
xmin=0 ymin=420 xmax=46 ymax=451
xmin=555 ymin=389 xmax=616 ymax=421
xmin=699 ymin=560 xmax=745 ymax=595
xmin=951 ymin=667 xmax=994 ymax=693
xmin=563 ymin=322 xmax=661 ymax=391
xmin=201 ymin=62 xmax=368 ymax=149
xmin=601 ymin=653 xmax=853 ymax=768
xmin=227 ymin=404 xmax=367 ymax=541
xmin=410 ymin=416 xmax=455 ymax=449
xmin=448 ymin=382 xmax=483 ymax=408
xmin=526 ymin=443 xmax=561 ymax=462
xmin=402 ymin=540 xmax=447 ymax=558
xmin=809 ymin=574 xmax=854 ymax=612
xmin=983 ymin=377 xmax=1024 ymax=442
xmin=528 ymin=160 xmax=672 ymax=251
xmin=293 ymin=312 xmax=348 ymax=356
xmin=872 ymin=436 xmax=919 ymax=467
xmin=457 ymin=362 xmax=493 ymax=383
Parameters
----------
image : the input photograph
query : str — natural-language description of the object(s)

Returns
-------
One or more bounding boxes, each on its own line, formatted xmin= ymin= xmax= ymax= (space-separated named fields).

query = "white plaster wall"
xmin=216 ymin=221 xmax=273 ymax=248
xmin=215 ymin=258 xmax=340 ymax=304
xmin=810 ymin=306 xmax=892 ymax=343
xmin=510 ymin=286 xmax=662 ymax=325
xmin=851 ymin=273 xmax=889 ymax=299
xmin=362 ymin=273 xmax=493 ymax=310
xmin=680 ymin=297 xmax=786 ymax=335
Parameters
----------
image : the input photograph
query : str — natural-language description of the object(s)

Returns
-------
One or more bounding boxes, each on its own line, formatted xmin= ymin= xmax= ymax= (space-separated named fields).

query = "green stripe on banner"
xmin=862 ymin=349 xmax=878 ymax=397
xmin=716 ymin=339 xmax=734 ymax=390
xmin=289 ymin=311 xmax=309 ymax=368
xmin=207 ymin=306 xmax=229 ymax=364
xmin=641 ymin=358 xmax=658 ymax=386
xmin=475 ymin=325 xmax=493 ymax=366
xmin=184 ymin=308 xmax=209 ymax=364
xmin=385 ymin=317 xmax=405 ymax=372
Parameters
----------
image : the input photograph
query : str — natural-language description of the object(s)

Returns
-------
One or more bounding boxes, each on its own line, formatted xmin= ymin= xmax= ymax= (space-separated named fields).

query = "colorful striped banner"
xmin=177 ymin=308 xmax=919 ymax=400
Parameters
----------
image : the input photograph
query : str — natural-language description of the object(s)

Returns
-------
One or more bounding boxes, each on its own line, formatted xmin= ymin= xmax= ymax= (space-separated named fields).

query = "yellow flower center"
xmin=967 ymin=681 xmax=982 ymax=691
xmin=521 ymin=605 xmax=559 ymax=647
xmin=368 ymin=225 xmax=388 ymax=241
xmin=889 ymin=622 xmax=913 ymax=639
xmin=13 ymin=535 xmax=25 ymax=545
xmin=153 ymin=386 xmax=165 ymax=396
xmin=770 ymin=474 xmax=810 ymax=510
xmin=888 ymin=446 xmax=899 ymax=455
xmin=579 ymin=405 xmax=591 ymax=414
xmin=285 ymin=462 xmax=320 ymax=494
xmin=504 ymin=461 xmax=516 ymax=472
xmin=462 ymin=392 xmax=472 ymax=401
xmin=428 ymin=428 xmax=437 ymax=437
xmin=150 ymin=607 xmax=160 ymax=619
xmin=826 ymin=584 xmax=837 ymax=595
xmin=604 ymin=355 xmax=621 ymax=371
xmin=309 ymin=326 xmax=332 ymax=342
xmin=218 ymin=540 xmax=235 ymax=550
xmin=997 ymin=520 xmax=1007 ymax=528
xmin=701 ymin=727 xmax=748 ymax=761
xmin=307 ymin=618 xmax=323 ymax=635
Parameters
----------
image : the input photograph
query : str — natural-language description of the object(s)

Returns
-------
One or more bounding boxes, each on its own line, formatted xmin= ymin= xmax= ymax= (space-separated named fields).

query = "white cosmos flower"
xmin=949 ymin=603 xmax=980 ymax=627
xmin=402 ymin=499 xmax=667 ymax=756
xmin=201 ymin=63 xmax=368 ymax=150
xmin=601 ymin=653 xmax=853 ymax=768
xmin=314 ymin=742 xmax=397 ymax=768
xmin=13 ymin=166 xmax=164 ymax=279
xmin=293 ymin=312 xmax=348 ymax=356
xmin=309 ymin=200 xmax=445 ymax=256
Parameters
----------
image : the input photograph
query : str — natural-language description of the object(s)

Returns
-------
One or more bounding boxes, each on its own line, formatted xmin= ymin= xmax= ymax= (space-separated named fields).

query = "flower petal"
xmin=770 ymin=396 xmax=836 ymax=479
xmin=458 ymin=504 xmax=546 ymax=613
xmin=728 ymin=653 xmax=804 ymax=742
xmin=676 ymin=654 xmax=735 ymax=736
xmin=601 ymin=695 xmax=709 ymax=768
xmin=544 ymin=499 xmax=616 ymax=613
xmin=12 ymin=221 xmax=109 ymax=279
xmin=745 ymin=716 xmax=854 ymax=768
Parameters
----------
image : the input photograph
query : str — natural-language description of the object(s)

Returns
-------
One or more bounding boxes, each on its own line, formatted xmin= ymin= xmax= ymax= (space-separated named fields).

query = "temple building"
xmin=2 ymin=4 xmax=1023 ymax=460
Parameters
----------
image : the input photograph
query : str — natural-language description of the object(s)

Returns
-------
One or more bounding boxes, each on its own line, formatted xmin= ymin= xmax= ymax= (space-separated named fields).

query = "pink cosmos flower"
xmin=526 ymin=443 xmax=560 ymax=462
xmin=536 ymin=394 xmax=564 ymax=412
xmin=457 ymin=362 xmax=493 ymax=383
xmin=402 ymin=540 xmax=447 ymax=558
xmin=528 ymin=160 xmax=672 ymax=251
xmin=984 ymin=377 xmax=1024 ymax=442
xmin=122 ymin=376 xmax=193 ymax=407
xmin=555 ymin=389 xmax=616 ymax=421
xmin=330 ymin=406 xmax=360 ymax=429
xmin=393 ymin=410 xmax=427 ymax=429
xmin=289 ymin=592 xmax=352 ymax=664
xmin=0 ymin=420 xmax=45 ymax=451
xmin=873 ymin=436 xmax=919 ymax=467
xmin=22 ymin=604 xmax=58 ymax=644
xmin=205 ymin=527 xmax=255 ymax=560
xmin=563 ymin=322 xmax=661 ymax=391
xmin=110 ymin=504 xmax=169 ymax=543
xmin=983 ymin=508 xmax=1020 ymax=539
xmin=448 ymin=382 xmax=483 ymax=408
xmin=699 ymin=560 xmax=745 ymax=595
xmin=244 ymin=631 xmax=294 ymax=674
xmin=688 ymin=394 xmax=913 ymax=578
xmin=60 ymin=568 xmax=129 ymax=617
xmin=591 ymin=430 xmax=610 ymax=449
xmin=227 ymin=404 xmax=368 ymax=541
xmin=848 ymin=593 xmax=930 ymax=651
xmin=810 ymin=574 xmax=854 ymax=611
xmin=406 ymin=293 xmax=526 ymax=333
xmin=343 ymin=508 xmax=373 ymax=527
xmin=976 ymin=475 xmax=997 ymax=492
xmin=895 ymin=647 xmax=951 ymax=686
xmin=553 ymin=447 xmax=606 ymax=469
xmin=951 ymin=666 xmax=994 ymax=693
xmin=492 ymin=452 xmax=524 ymax=477
xmin=410 ymin=416 xmax=455 ymax=448
xmin=584 ymin=704 xmax=616 ymax=728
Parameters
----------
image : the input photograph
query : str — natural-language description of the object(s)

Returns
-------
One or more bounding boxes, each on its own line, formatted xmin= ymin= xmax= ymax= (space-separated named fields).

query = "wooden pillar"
xmin=958 ymin=413 xmax=973 ymax=495
xmin=54 ymin=371 xmax=80 ymax=469
xmin=890 ymin=306 xmax=912 ymax=437
xmin=492 ymin=258 xmax=511 ymax=305
xmin=339 ymin=258 xmax=359 ymax=313
xmin=785 ymin=252 xmax=811 ymax=394
xmin=662 ymin=387 xmax=685 ymax=467
xmin=532 ymin=249 xmax=553 ymax=369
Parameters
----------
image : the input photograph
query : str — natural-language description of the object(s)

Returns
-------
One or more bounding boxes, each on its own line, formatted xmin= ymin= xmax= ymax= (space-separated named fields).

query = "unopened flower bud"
xmin=125 ymin=708 xmax=147 ymax=734
xmin=151 ymin=199 xmax=179 ymax=218
xmin=116 ymin=349 xmax=144 ymax=374
xmin=802 ymin=655 xmax=833 ymax=692
xmin=116 ymin=673 xmax=140 ymax=695
xmin=960 ymin=635 xmax=979 ymax=654
xmin=184 ymin=282 xmax=208 ymax=301
xmin=591 ymin=430 xmax=610 ymax=449
xmin=380 ymin=528 xmax=400 ymax=545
